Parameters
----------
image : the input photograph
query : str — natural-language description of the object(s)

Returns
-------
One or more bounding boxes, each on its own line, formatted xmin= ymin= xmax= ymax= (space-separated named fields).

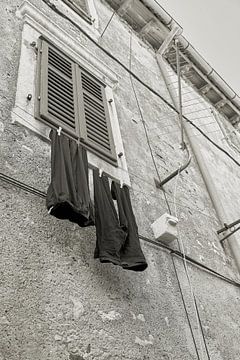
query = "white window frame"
xmin=13 ymin=1 xmax=130 ymax=186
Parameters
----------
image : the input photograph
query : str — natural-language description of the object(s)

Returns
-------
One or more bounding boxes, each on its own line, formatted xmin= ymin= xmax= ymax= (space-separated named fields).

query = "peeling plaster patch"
xmin=67 ymin=334 xmax=79 ymax=343
xmin=135 ymin=335 xmax=154 ymax=346
xmin=164 ymin=316 xmax=169 ymax=327
xmin=212 ymin=242 xmax=220 ymax=251
xmin=0 ymin=121 xmax=4 ymax=133
xmin=131 ymin=311 xmax=137 ymax=320
xmin=98 ymin=310 xmax=121 ymax=321
xmin=208 ymin=241 xmax=222 ymax=256
xmin=137 ymin=314 xmax=145 ymax=322
xmin=22 ymin=144 xmax=34 ymax=153
xmin=70 ymin=296 xmax=84 ymax=320
xmin=196 ymin=239 xmax=204 ymax=248
xmin=203 ymin=325 xmax=210 ymax=332
xmin=0 ymin=316 xmax=9 ymax=325
xmin=54 ymin=334 xmax=62 ymax=341
xmin=98 ymin=329 xmax=115 ymax=341
xmin=5 ymin=161 xmax=16 ymax=172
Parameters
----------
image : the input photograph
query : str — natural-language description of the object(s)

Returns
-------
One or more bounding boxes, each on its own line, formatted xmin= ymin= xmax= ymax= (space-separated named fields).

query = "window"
xmin=61 ymin=0 xmax=92 ymax=23
xmin=36 ymin=38 xmax=117 ymax=165
xmin=13 ymin=2 xmax=130 ymax=186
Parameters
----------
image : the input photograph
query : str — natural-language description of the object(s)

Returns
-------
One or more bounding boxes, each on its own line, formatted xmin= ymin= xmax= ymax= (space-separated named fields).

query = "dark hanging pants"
xmin=93 ymin=169 xmax=147 ymax=271
xmin=46 ymin=129 xmax=94 ymax=227
xmin=111 ymin=181 xmax=148 ymax=271
xmin=93 ymin=169 xmax=126 ymax=265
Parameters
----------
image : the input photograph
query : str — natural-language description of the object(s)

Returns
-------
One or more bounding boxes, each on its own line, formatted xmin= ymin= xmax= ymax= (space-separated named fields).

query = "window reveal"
xmin=61 ymin=0 xmax=92 ymax=23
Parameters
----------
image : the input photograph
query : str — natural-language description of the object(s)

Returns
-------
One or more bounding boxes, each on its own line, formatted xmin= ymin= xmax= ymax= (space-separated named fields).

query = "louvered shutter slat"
xmin=83 ymin=93 xmax=105 ymax=114
xmin=39 ymin=41 xmax=79 ymax=138
xmin=77 ymin=69 xmax=117 ymax=163
xmin=48 ymin=99 xmax=75 ymax=119
xmin=84 ymin=104 xmax=107 ymax=123
xmin=86 ymin=117 xmax=109 ymax=135
xmin=48 ymin=92 xmax=75 ymax=111
xmin=47 ymin=109 xmax=75 ymax=129
xmin=86 ymin=123 xmax=110 ymax=141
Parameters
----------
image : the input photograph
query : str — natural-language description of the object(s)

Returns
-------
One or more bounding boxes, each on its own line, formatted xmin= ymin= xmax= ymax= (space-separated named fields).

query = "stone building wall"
xmin=1 ymin=1 xmax=240 ymax=359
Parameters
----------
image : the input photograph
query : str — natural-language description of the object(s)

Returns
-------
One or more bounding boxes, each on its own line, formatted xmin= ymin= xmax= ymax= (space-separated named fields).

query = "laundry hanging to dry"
xmin=46 ymin=129 xmax=94 ymax=227
xmin=93 ymin=169 xmax=148 ymax=272
xmin=47 ymin=130 xmax=147 ymax=271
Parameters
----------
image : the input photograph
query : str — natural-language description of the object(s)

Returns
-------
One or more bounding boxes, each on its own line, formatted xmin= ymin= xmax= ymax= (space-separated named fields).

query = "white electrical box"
xmin=151 ymin=213 xmax=178 ymax=245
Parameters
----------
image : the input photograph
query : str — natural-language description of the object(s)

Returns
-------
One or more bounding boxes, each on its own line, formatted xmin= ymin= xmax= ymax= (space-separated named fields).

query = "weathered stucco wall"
xmin=1 ymin=0 xmax=240 ymax=359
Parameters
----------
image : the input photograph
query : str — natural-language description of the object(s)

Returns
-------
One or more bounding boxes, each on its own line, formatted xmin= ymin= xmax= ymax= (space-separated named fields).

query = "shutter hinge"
xmin=30 ymin=41 xmax=38 ymax=55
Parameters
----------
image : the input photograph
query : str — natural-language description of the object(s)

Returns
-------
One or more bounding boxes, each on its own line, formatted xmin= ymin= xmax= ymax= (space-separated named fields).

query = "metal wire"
xmin=171 ymin=255 xmax=201 ymax=360
xmin=180 ymin=238 xmax=211 ymax=359
xmin=176 ymin=39 xmax=184 ymax=147
xmin=129 ymin=31 xmax=172 ymax=214
xmin=100 ymin=10 xmax=116 ymax=38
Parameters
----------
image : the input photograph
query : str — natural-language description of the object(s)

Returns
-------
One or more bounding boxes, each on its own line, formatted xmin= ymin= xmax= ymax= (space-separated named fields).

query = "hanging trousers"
xmin=93 ymin=169 xmax=147 ymax=271
xmin=46 ymin=129 xmax=94 ymax=227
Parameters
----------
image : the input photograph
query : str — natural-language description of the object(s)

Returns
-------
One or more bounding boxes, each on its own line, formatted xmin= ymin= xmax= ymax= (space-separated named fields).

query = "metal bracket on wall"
xmin=217 ymin=218 xmax=240 ymax=244
xmin=155 ymin=39 xmax=191 ymax=189
xmin=154 ymin=146 xmax=191 ymax=188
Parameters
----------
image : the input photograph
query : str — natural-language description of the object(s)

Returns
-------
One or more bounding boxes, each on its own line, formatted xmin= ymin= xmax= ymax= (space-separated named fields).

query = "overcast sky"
xmin=158 ymin=0 xmax=240 ymax=96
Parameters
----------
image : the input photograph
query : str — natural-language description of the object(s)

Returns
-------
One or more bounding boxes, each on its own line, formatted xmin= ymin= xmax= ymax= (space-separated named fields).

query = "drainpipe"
xmin=156 ymin=54 xmax=240 ymax=272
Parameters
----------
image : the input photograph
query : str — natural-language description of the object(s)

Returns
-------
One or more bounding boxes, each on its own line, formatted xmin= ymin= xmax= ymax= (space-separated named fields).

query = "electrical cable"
xmin=128 ymin=30 xmax=172 ymax=215
xmin=171 ymin=255 xmax=201 ymax=360
xmin=1 ymin=172 xmax=240 ymax=289
xmin=177 ymin=236 xmax=210 ymax=360
xmin=99 ymin=10 xmax=116 ymax=38
xmin=173 ymin=167 xmax=181 ymax=218
xmin=41 ymin=0 xmax=240 ymax=169
xmin=0 ymin=172 xmax=46 ymax=198
xmin=138 ymin=234 xmax=240 ymax=288
xmin=193 ymin=294 xmax=211 ymax=360
xmin=173 ymin=180 xmax=211 ymax=358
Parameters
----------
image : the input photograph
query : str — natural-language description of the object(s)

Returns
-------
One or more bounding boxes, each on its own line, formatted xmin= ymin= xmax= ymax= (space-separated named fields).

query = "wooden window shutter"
xmin=38 ymin=40 xmax=80 ymax=138
xmin=37 ymin=39 xmax=117 ymax=165
xmin=76 ymin=68 xmax=117 ymax=164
